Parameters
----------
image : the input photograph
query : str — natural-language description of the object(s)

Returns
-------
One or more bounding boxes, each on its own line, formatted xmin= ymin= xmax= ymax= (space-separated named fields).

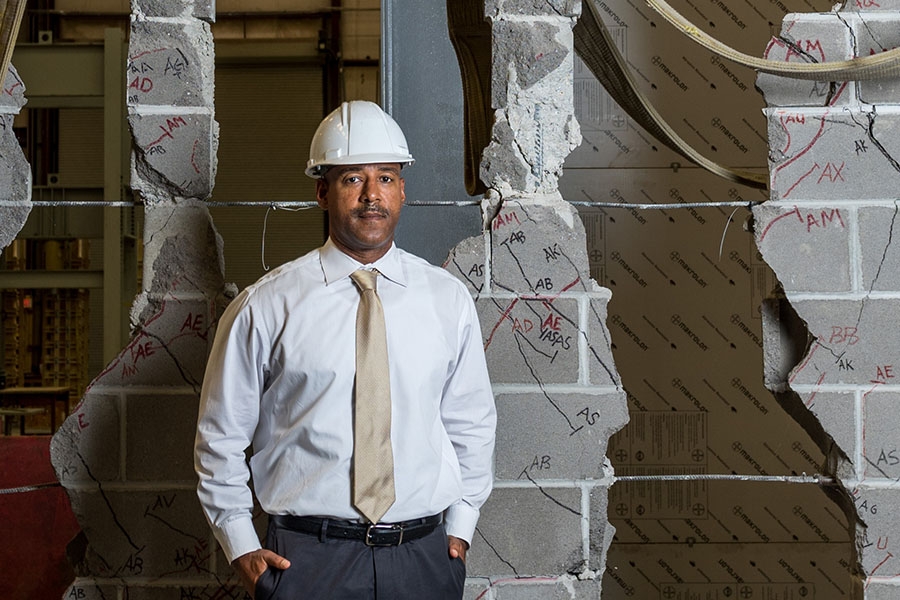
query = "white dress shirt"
xmin=194 ymin=239 xmax=497 ymax=563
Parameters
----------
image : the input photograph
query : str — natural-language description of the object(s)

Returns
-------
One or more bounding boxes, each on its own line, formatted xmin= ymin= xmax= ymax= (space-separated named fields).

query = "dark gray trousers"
xmin=254 ymin=520 xmax=466 ymax=600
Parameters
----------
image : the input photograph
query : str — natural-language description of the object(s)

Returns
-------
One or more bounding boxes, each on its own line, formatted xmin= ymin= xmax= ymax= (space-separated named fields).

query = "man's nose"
xmin=361 ymin=179 xmax=380 ymax=202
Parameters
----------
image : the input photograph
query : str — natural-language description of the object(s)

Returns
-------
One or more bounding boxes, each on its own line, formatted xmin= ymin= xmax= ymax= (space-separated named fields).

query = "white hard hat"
xmin=305 ymin=100 xmax=415 ymax=178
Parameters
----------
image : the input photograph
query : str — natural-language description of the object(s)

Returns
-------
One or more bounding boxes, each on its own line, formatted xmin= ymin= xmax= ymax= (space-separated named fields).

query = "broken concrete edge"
xmin=0 ymin=133 xmax=33 ymax=250
xmin=131 ymin=0 xmax=216 ymax=24
xmin=0 ymin=204 xmax=33 ymax=250
xmin=0 ymin=64 xmax=27 ymax=112
xmin=752 ymin=202 xmax=867 ymax=584
xmin=127 ymin=18 xmax=216 ymax=107
xmin=129 ymin=115 xmax=220 ymax=202
xmin=0 ymin=64 xmax=31 ymax=251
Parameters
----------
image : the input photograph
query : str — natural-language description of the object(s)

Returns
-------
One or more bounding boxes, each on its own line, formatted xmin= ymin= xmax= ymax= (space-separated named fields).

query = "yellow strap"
xmin=0 ymin=0 xmax=26 ymax=86
xmin=646 ymin=0 xmax=900 ymax=80
xmin=574 ymin=1 xmax=769 ymax=189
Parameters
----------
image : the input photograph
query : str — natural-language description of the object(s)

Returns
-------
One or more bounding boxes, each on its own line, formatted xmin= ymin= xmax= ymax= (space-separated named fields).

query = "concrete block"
xmin=483 ymin=103 xmax=581 ymax=194
xmin=63 ymin=489 xmax=212 ymax=579
xmin=485 ymin=0 xmax=581 ymax=17
xmin=122 ymin=584 xmax=247 ymax=599
xmin=62 ymin=584 xmax=119 ymax=599
xmin=856 ymin=18 xmax=900 ymax=104
xmin=756 ymin=16 xmax=853 ymax=108
xmin=0 ymin=205 xmax=32 ymax=251
xmin=495 ymin=392 xmax=627 ymax=480
xmin=50 ymin=392 xmax=121 ymax=484
xmin=0 ymin=65 xmax=26 ymax=112
xmin=865 ymin=583 xmax=900 ymax=600
xmin=588 ymin=485 xmax=614 ymax=570
xmin=482 ymin=116 xmax=532 ymax=192
xmin=130 ymin=111 xmax=219 ymax=200
xmin=0 ymin=115 xmax=32 ymax=250
xmin=795 ymin=391 xmax=855 ymax=465
xmin=444 ymin=232 xmax=487 ymax=296
xmin=862 ymin=391 xmax=900 ymax=480
xmin=128 ymin=19 xmax=214 ymax=107
xmin=472 ymin=487 xmax=584 ymax=576
xmin=490 ymin=198 xmax=590 ymax=294
xmin=844 ymin=0 xmax=900 ymax=8
xmin=140 ymin=204 xmax=226 ymax=299
xmin=753 ymin=203 xmax=851 ymax=293
xmin=464 ymin=579 xmax=491 ymax=600
xmin=479 ymin=297 xmax=581 ymax=384
xmin=766 ymin=108 xmax=900 ymax=201
xmin=126 ymin=393 xmax=199 ymax=481
xmin=96 ymin=298 xmax=211 ymax=390
xmin=587 ymin=297 xmax=621 ymax=386
xmin=788 ymin=298 xmax=900 ymax=386
xmin=760 ymin=297 xmax=808 ymax=389
xmin=492 ymin=578 xmax=601 ymax=599
xmin=132 ymin=0 xmax=216 ymax=22
xmin=491 ymin=20 xmax=570 ymax=107
xmin=851 ymin=487 xmax=900 ymax=577
xmin=858 ymin=204 xmax=900 ymax=292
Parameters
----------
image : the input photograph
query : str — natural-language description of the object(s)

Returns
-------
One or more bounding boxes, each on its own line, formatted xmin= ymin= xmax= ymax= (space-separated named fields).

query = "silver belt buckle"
xmin=365 ymin=523 xmax=403 ymax=546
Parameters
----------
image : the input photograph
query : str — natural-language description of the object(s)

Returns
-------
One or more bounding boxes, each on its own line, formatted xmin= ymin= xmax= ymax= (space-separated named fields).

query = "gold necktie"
xmin=349 ymin=269 xmax=395 ymax=523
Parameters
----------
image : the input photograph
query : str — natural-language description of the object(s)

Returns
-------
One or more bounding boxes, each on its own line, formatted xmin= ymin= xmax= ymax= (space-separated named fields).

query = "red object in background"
xmin=0 ymin=436 xmax=81 ymax=599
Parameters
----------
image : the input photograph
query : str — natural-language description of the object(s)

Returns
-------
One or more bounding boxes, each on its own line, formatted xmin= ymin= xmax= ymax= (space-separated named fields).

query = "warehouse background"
xmin=3 ymin=0 xmax=899 ymax=598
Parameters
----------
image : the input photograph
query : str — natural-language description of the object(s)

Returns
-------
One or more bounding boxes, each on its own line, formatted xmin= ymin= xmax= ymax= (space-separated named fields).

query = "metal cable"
xmin=27 ymin=200 xmax=761 ymax=210
xmin=0 ymin=481 xmax=62 ymax=494
xmin=616 ymin=473 xmax=836 ymax=484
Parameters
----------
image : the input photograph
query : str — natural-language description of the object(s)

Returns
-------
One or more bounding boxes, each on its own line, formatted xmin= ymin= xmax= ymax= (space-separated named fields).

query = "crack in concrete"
xmin=145 ymin=209 xmax=179 ymax=248
xmin=476 ymin=527 xmax=521 ymax=576
xmin=558 ymin=244 xmax=619 ymax=383
xmin=76 ymin=451 xmax=141 ymax=555
xmin=546 ymin=0 xmax=565 ymax=18
xmin=138 ymin=326 xmax=203 ymax=393
xmin=854 ymin=201 xmax=899 ymax=331
xmin=498 ymin=240 xmax=537 ymax=291
xmin=519 ymin=468 xmax=581 ymax=516
xmin=512 ymin=330 xmax=583 ymax=433
xmin=863 ymin=109 xmax=900 ymax=175
xmin=450 ymin=257 xmax=485 ymax=298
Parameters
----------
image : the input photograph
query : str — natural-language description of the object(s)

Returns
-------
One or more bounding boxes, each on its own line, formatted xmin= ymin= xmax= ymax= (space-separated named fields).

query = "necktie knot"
xmin=351 ymin=269 xmax=378 ymax=292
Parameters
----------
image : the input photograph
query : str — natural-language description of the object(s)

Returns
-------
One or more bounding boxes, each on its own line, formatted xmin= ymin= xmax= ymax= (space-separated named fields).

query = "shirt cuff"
xmin=443 ymin=502 xmax=480 ymax=546
xmin=215 ymin=515 xmax=263 ymax=564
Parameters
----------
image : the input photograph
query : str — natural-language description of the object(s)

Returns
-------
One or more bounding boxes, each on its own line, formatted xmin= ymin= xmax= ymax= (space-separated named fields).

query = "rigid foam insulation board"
xmin=560 ymin=0 xmax=862 ymax=597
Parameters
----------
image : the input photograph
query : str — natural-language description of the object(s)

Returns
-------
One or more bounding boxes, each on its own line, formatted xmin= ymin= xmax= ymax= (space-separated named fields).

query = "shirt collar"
xmin=320 ymin=238 xmax=407 ymax=287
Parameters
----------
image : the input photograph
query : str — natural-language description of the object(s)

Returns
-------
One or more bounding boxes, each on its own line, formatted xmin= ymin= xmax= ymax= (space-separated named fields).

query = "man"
xmin=194 ymin=100 xmax=497 ymax=599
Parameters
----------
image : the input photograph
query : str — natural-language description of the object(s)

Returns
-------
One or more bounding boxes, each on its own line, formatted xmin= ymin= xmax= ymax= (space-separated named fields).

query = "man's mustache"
xmin=354 ymin=207 xmax=389 ymax=217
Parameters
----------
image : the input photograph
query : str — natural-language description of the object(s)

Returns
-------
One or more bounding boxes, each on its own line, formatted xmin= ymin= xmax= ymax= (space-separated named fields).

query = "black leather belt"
xmin=271 ymin=514 xmax=442 ymax=547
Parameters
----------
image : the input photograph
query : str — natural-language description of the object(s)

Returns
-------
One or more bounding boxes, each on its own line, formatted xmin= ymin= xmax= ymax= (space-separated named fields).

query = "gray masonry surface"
xmin=753 ymin=6 xmax=900 ymax=597
xmin=440 ymin=3 xmax=628 ymax=596
xmin=0 ymin=65 xmax=31 ymax=251
xmin=49 ymin=3 xmax=228 ymax=597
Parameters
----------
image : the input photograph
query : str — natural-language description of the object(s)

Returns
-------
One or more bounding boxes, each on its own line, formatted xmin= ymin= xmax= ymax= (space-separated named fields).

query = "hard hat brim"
xmin=305 ymin=154 xmax=415 ymax=178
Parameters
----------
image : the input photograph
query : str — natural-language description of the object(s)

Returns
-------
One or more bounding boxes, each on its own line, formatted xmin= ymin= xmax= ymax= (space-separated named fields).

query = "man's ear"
xmin=399 ymin=177 xmax=406 ymax=205
xmin=315 ymin=178 xmax=329 ymax=210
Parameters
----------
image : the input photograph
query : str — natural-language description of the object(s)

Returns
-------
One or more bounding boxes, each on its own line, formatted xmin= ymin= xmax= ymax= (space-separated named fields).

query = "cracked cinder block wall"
xmin=44 ymin=1 xmax=628 ymax=597
xmin=754 ymin=8 xmax=900 ymax=598
xmin=0 ymin=65 xmax=31 ymax=250
xmin=48 ymin=0 xmax=238 ymax=597
xmin=443 ymin=2 xmax=629 ymax=597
